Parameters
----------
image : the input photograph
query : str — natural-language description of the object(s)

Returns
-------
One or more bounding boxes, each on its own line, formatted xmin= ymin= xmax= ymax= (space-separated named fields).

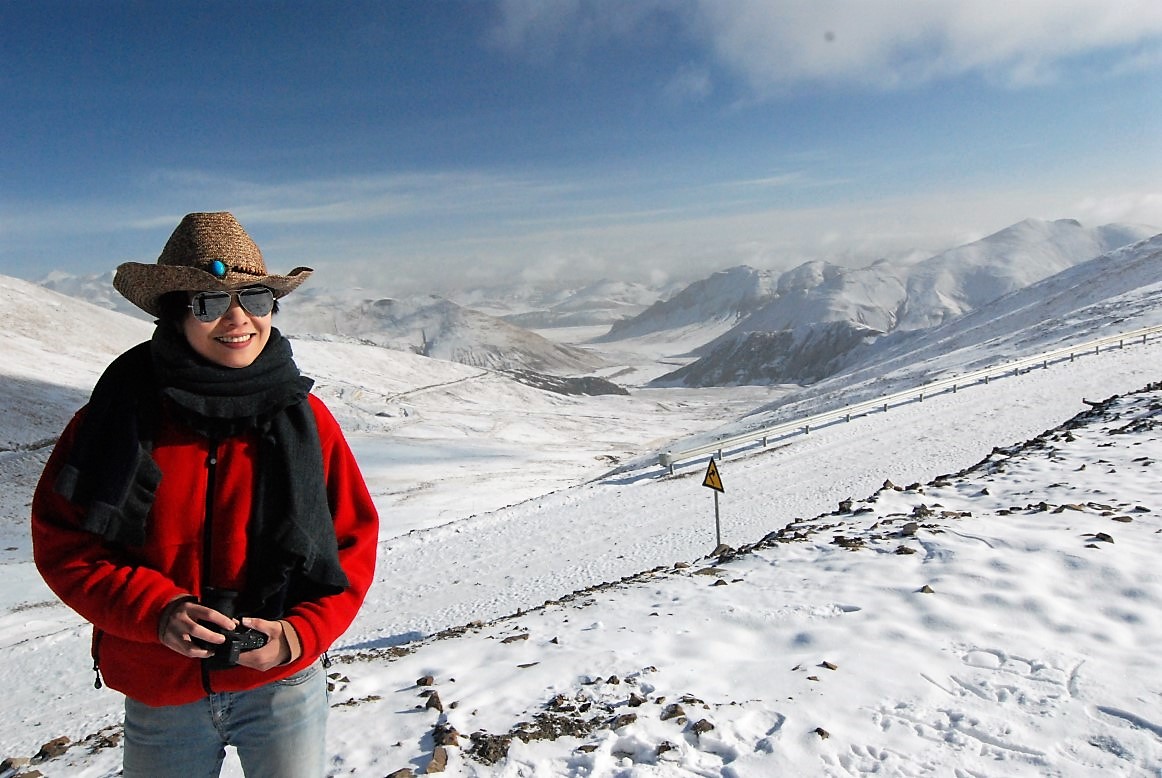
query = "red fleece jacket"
xmin=31 ymin=394 xmax=379 ymax=707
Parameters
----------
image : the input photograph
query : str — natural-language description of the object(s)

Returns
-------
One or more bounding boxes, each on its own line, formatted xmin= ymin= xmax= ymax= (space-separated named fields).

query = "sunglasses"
xmin=188 ymin=287 xmax=276 ymax=322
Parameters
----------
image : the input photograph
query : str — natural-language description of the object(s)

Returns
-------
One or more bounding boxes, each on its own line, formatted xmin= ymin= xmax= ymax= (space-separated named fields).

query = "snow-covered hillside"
xmin=37 ymin=269 xmax=150 ymax=321
xmin=896 ymin=218 xmax=1153 ymax=330
xmin=5 ymin=219 xmax=1162 ymax=775
xmin=277 ymin=291 xmax=608 ymax=375
xmin=0 ymin=275 xmax=152 ymax=449
xmin=648 ymin=219 xmax=1158 ymax=386
xmin=598 ymin=265 xmax=777 ymax=343
xmin=637 ymin=232 xmax=1162 ymax=463
xmin=2 ymin=270 xmax=1161 ymax=775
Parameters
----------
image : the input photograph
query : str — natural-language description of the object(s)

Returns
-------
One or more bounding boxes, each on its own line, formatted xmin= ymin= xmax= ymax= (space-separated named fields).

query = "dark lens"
xmin=238 ymin=287 xmax=275 ymax=317
xmin=190 ymin=291 xmax=232 ymax=322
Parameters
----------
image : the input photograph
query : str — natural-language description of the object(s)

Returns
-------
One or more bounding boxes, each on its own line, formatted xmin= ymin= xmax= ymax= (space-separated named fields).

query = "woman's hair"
xmin=156 ymin=289 xmax=280 ymax=326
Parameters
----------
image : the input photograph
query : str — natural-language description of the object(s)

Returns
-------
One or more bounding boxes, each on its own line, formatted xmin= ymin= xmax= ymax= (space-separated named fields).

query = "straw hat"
xmin=113 ymin=212 xmax=313 ymax=318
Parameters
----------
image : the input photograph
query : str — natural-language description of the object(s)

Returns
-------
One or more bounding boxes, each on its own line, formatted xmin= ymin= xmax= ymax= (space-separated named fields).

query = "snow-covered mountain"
xmin=853 ymin=232 xmax=1162 ymax=384
xmin=895 ymin=218 xmax=1154 ymax=331
xmin=597 ymin=265 xmax=778 ymax=342
xmin=38 ymin=269 xmax=151 ymax=321
xmin=30 ymin=217 xmax=1160 ymax=392
xmin=692 ymin=231 xmax=1162 ymax=451
xmin=649 ymin=219 xmax=1158 ymax=386
xmin=269 ymin=291 xmax=609 ymax=375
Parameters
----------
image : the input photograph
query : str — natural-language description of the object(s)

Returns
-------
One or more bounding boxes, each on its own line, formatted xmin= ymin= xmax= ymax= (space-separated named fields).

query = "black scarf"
xmin=55 ymin=325 xmax=349 ymax=618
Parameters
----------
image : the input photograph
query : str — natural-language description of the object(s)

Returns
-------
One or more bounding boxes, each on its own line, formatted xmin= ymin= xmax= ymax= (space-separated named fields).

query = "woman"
xmin=31 ymin=212 xmax=379 ymax=777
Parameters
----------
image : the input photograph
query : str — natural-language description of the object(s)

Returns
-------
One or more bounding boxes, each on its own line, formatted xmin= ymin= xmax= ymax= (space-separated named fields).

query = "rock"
xmin=1 ymin=757 xmax=31 ymax=773
xmin=33 ymin=737 xmax=70 ymax=762
xmin=691 ymin=719 xmax=715 ymax=735
xmin=386 ymin=769 xmax=416 ymax=778
xmin=919 ymin=584 xmax=935 ymax=594
xmin=468 ymin=733 xmax=512 ymax=765
xmin=424 ymin=746 xmax=449 ymax=774
xmin=815 ymin=727 xmax=830 ymax=739
xmin=610 ymin=713 xmax=637 ymax=729
xmin=660 ymin=703 xmax=686 ymax=721
xmin=417 ymin=675 xmax=435 ymax=687
xmin=425 ymin=692 xmax=444 ymax=712
xmin=433 ymin=723 xmax=460 ymax=747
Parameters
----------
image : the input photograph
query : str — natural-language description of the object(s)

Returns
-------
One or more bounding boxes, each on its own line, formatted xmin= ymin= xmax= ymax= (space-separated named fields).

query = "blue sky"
xmin=3 ymin=1 xmax=1161 ymax=294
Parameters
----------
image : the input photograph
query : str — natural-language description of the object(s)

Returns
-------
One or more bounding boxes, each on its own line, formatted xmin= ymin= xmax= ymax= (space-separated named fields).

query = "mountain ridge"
xmin=646 ymin=218 xmax=1158 ymax=386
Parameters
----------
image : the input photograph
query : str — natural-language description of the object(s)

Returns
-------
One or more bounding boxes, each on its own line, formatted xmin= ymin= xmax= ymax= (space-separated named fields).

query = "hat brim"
xmin=114 ymin=262 xmax=313 ymax=318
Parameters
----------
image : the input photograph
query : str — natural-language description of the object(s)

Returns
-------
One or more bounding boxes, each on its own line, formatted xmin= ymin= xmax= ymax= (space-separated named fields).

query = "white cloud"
xmin=1073 ymin=192 xmax=1162 ymax=227
xmin=696 ymin=1 xmax=1162 ymax=92
xmin=490 ymin=1 xmax=1162 ymax=94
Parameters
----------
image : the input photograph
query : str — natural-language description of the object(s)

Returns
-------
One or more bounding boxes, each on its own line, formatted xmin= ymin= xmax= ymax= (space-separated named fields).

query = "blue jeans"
xmin=123 ymin=661 xmax=328 ymax=778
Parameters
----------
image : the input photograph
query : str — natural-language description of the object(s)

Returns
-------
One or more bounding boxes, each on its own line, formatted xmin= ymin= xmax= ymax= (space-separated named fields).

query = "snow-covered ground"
xmin=2 ymin=269 xmax=1161 ymax=776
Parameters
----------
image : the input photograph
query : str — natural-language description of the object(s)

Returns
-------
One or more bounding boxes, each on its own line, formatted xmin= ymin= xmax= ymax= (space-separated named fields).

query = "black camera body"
xmin=195 ymin=587 xmax=269 ymax=669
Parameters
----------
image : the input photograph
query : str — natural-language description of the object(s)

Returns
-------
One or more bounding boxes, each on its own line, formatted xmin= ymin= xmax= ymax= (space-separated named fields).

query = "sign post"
xmin=702 ymin=458 xmax=725 ymax=546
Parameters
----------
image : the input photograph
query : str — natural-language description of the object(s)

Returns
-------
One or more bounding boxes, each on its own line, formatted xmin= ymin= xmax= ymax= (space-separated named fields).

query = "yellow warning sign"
xmin=702 ymin=458 xmax=724 ymax=492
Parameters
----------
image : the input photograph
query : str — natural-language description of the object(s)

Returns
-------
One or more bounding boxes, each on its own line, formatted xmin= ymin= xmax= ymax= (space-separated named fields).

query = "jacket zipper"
xmin=92 ymin=629 xmax=104 ymax=689
xmin=199 ymin=440 xmax=219 ymax=695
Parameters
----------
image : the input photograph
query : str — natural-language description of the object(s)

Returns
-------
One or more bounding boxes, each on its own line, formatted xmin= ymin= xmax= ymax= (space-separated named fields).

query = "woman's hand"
xmin=158 ymin=598 xmax=234 ymax=659
xmin=235 ymin=617 xmax=302 ymax=672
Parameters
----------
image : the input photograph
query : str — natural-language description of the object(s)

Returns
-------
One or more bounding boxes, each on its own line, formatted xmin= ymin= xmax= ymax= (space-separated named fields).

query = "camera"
xmin=194 ymin=587 xmax=269 ymax=669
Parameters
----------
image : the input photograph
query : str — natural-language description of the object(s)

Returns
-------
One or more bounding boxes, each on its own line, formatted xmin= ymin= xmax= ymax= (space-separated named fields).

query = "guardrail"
xmin=657 ymin=324 xmax=1162 ymax=473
